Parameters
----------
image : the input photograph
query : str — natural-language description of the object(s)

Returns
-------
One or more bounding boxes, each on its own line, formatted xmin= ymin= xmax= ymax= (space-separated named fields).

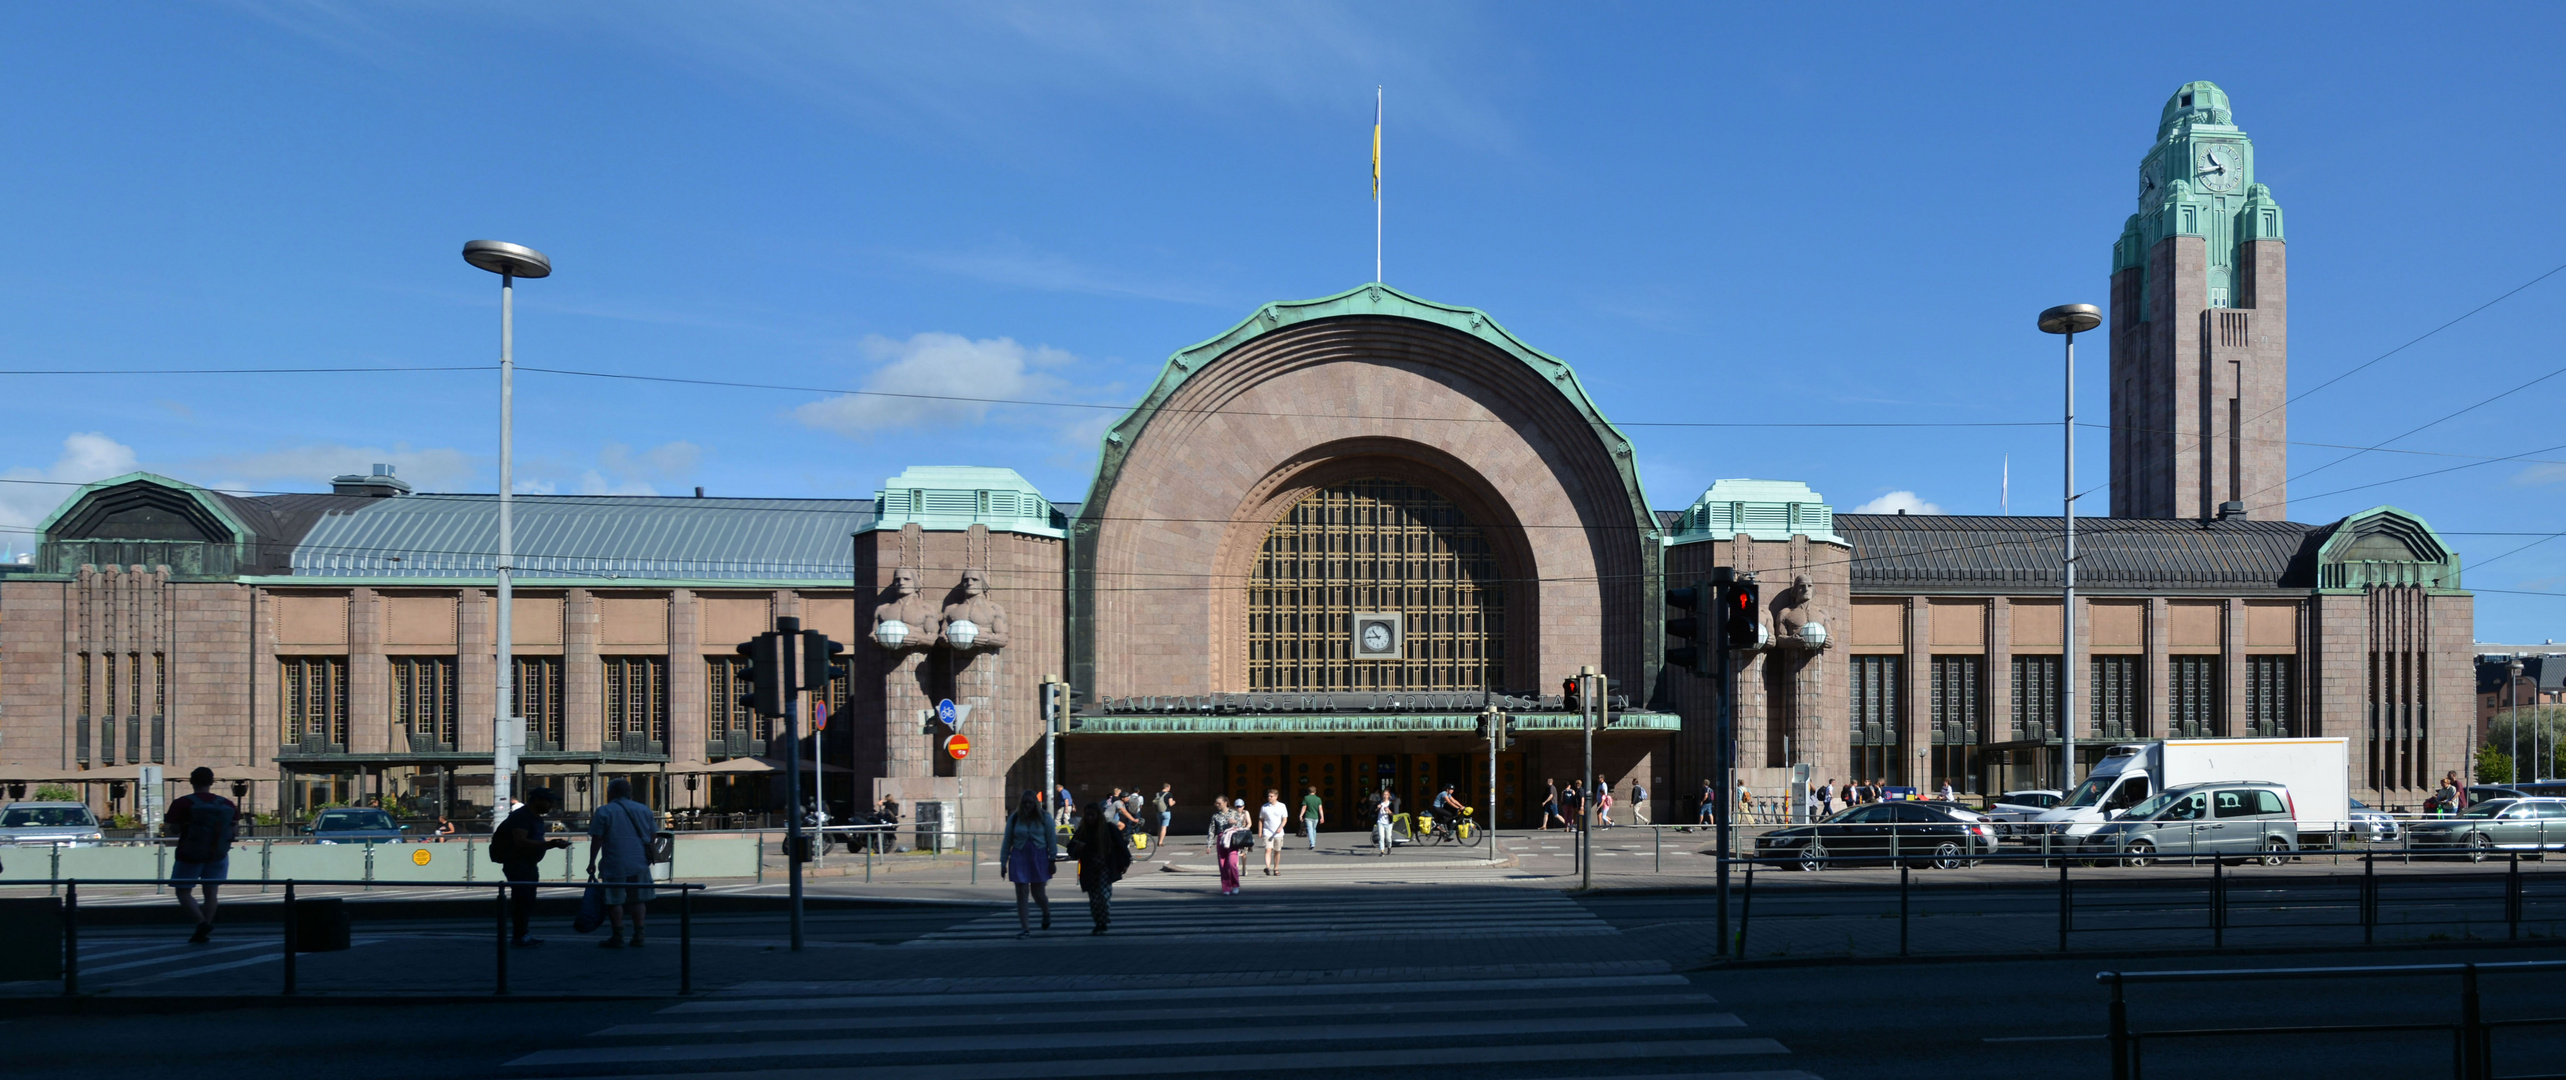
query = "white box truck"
xmin=2030 ymin=738 xmax=2352 ymax=845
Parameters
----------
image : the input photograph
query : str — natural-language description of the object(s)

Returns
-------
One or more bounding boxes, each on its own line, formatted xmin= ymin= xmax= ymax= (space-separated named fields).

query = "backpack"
xmin=173 ymin=796 xmax=236 ymax=864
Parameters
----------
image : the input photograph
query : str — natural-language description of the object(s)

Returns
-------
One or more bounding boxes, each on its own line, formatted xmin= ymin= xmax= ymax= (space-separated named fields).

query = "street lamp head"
xmin=462 ymin=240 xmax=552 ymax=279
xmin=2037 ymin=303 xmax=2102 ymax=335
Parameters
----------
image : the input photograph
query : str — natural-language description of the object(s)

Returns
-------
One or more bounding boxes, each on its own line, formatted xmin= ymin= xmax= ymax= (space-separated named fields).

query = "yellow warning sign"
xmin=411 ymin=848 xmax=432 ymax=866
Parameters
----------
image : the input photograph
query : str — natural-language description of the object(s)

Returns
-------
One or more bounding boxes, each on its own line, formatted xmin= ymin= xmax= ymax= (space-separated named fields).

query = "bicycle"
xmin=1423 ymin=806 xmax=1481 ymax=846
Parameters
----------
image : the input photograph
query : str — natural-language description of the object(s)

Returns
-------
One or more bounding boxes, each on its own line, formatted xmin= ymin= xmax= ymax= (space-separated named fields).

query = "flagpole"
xmin=1373 ymin=84 xmax=1383 ymax=283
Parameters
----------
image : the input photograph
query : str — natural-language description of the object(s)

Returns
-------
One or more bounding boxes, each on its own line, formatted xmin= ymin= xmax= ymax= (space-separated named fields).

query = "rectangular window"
xmin=281 ymin=657 xmax=351 ymax=749
xmin=391 ymin=656 xmax=460 ymax=750
xmin=150 ymin=652 xmax=166 ymax=763
xmin=1929 ymin=655 xmax=1983 ymax=794
xmin=2011 ymin=655 xmax=2061 ymax=741
xmin=2170 ymin=656 xmax=2219 ymax=738
xmin=603 ymin=656 xmax=668 ymax=752
xmin=705 ymin=655 xmax=770 ymax=755
xmin=2091 ymin=656 xmax=2143 ymax=740
xmin=125 ymin=651 xmax=143 ymax=764
xmin=77 ymin=653 xmax=92 ymax=765
xmin=514 ymin=657 xmax=565 ymax=751
xmin=1851 ymin=655 xmax=1901 ymax=785
xmin=2246 ymin=655 xmax=2295 ymax=737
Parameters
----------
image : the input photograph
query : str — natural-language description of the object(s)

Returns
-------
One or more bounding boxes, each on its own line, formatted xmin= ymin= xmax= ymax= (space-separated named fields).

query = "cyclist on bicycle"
xmin=1431 ymin=783 xmax=1468 ymax=835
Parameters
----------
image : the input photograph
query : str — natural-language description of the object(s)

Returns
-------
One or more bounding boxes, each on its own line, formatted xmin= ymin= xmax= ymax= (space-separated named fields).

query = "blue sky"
xmin=1 ymin=3 xmax=2562 ymax=640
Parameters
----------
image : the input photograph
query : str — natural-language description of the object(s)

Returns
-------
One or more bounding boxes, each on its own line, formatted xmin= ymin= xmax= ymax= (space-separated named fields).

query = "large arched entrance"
xmin=1247 ymin=477 xmax=1505 ymax=693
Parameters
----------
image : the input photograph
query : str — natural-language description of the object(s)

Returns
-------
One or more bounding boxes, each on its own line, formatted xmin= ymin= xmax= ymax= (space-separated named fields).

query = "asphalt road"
xmin=12 ymin=883 xmax=2566 ymax=1080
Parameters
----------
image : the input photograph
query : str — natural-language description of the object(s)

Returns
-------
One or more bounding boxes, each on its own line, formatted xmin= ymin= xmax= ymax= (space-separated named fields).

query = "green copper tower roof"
xmin=1666 ymin=478 xmax=1843 ymax=546
xmin=2114 ymin=80 xmax=2284 ymax=312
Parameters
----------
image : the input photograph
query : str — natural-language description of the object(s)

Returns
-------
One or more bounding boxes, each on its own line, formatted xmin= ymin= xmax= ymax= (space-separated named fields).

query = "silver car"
xmin=2078 ymin=781 xmax=2299 ymax=867
xmin=2407 ymin=798 xmax=2566 ymax=861
xmin=2348 ymin=798 xmax=2400 ymax=842
xmin=0 ymin=801 xmax=105 ymax=846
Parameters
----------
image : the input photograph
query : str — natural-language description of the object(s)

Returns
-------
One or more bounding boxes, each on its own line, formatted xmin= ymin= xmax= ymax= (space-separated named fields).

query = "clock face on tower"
xmin=2196 ymin=143 xmax=2242 ymax=192
xmin=2139 ymin=159 xmax=2159 ymax=203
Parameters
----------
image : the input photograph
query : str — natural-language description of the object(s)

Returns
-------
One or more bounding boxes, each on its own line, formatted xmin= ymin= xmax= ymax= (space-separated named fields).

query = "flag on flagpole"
xmin=1371 ymin=87 xmax=1382 ymax=199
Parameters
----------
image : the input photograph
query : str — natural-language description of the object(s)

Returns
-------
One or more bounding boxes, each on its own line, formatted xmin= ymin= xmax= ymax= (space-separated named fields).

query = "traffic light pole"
xmin=776 ymin=615 xmax=804 ymax=952
xmin=1042 ymin=675 xmax=1060 ymax=856
xmin=1485 ymin=702 xmax=1501 ymax=866
xmin=1715 ymin=624 xmax=1734 ymax=957
xmin=1580 ymin=666 xmax=1596 ymax=891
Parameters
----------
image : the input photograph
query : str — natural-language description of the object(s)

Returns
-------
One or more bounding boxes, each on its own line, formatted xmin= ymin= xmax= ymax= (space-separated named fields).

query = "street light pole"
xmin=463 ymin=241 xmax=551 ymax=813
xmin=2513 ymin=659 xmax=2526 ymax=784
xmin=1580 ymin=665 xmax=1597 ymax=891
xmin=2039 ymin=304 xmax=2101 ymax=796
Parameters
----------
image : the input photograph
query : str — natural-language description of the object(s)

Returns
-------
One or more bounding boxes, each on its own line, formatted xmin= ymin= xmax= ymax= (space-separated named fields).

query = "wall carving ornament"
xmin=939 ymin=569 xmax=1010 ymax=653
xmin=871 ymin=566 xmax=942 ymax=652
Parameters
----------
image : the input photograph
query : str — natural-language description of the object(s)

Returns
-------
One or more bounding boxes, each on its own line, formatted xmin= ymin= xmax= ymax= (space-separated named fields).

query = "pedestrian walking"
xmin=1737 ymin=787 xmax=1756 ymax=825
xmin=1697 ymin=779 xmax=1716 ymax=830
xmin=1561 ymin=782 xmax=1584 ymax=831
xmin=1372 ymin=786 xmax=1396 ymax=854
xmin=1595 ymin=779 xmax=1614 ymax=829
xmin=1211 ymin=796 xmax=1250 ymax=893
xmin=1150 ymin=783 xmax=1174 ymax=857
xmin=432 ymin=815 xmax=456 ymax=841
xmin=1817 ymin=779 xmax=1837 ymax=816
xmin=1631 ymin=779 xmax=1650 ymax=826
xmin=1054 ymin=784 xmax=1073 ymax=827
xmin=1070 ymin=794 xmax=1132 ymax=932
xmin=495 ymin=787 xmax=572 ymax=947
xmin=163 ymin=766 xmax=237 ymax=943
xmin=1939 ymin=781 xmax=1955 ymax=803
xmin=1002 ymin=790 xmax=1054 ymax=937
xmin=1258 ymin=789 xmax=1289 ymax=875
xmin=585 ymin=777 xmax=659 ymax=949
xmin=1540 ymin=780 xmax=1562 ymax=830
xmin=1298 ymin=784 xmax=1324 ymax=850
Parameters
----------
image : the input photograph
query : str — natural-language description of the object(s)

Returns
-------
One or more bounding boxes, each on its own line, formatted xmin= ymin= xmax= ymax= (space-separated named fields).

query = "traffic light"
xmin=735 ymin=631 xmax=789 ymax=717
xmin=1723 ymin=578 xmax=1763 ymax=652
xmin=1561 ymin=676 xmax=1581 ymax=713
xmin=1665 ymin=580 xmax=1713 ymax=677
xmin=1479 ymin=708 xmax=1513 ymax=749
xmin=801 ymin=630 xmax=847 ymax=696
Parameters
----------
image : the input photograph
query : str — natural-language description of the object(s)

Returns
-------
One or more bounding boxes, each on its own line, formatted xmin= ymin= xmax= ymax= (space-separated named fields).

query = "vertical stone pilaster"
xmin=564 ymin=589 xmax=600 ymax=752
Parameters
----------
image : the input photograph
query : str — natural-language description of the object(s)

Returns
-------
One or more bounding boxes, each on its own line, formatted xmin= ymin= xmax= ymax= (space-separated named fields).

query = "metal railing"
xmin=1730 ymin=849 xmax=2560 ymax=959
xmin=2096 ymin=959 xmax=2566 ymax=1080
xmin=23 ymin=876 xmax=704 ymax=998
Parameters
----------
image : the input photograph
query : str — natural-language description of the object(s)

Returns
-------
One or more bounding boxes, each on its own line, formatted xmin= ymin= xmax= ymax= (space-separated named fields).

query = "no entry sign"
xmin=945 ymin=733 xmax=973 ymax=760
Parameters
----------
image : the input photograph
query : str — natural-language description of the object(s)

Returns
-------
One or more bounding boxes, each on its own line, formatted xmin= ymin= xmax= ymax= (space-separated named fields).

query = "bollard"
xmin=1653 ymin=826 xmax=1661 ymax=874
xmin=2508 ymin=854 xmax=2522 ymax=941
xmin=282 ymin=880 xmax=298 ymax=995
xmin=971 ymin=835 xmax=978 ymax=885
xmin=2107 ymin=972 xmax=2129 ymax=1080
xmin=61 ymin=881 xmax=77 ymax=997
xmin=680 ymin=884 xmax=693 ymax=996
xmin=2212 ymin=857 xmax=2225 ymax=948
xmin=495 ymin=881 xmax=509 ymax=996
xmin=1899 ymin=864 xmax=1910 ymax=957
xmin=1736 ymin=861 xmax=1755 ymax=957
xmin=2362 ymin=851 xmax=2377 ymax=944
xmin=2057 ymin=859 xmax=2072 ymax=952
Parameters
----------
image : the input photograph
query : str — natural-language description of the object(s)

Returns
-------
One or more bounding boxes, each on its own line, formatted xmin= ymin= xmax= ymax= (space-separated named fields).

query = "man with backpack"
xmin=493 ymin=787 xmax=572 ymax=948
xmin=163 ymin=766 xmax=237 ymax=944
xmin=586 ymin=777 xmax=662 ymax=949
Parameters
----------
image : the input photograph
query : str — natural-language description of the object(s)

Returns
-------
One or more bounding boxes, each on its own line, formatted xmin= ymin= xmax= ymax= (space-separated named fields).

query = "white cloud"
xmin=1853 ymin=490 xmax=1943 ymax=515
xmin=191 ymin=443 xmax=478 ymax=492
xmin=2512 ymin=463 xmax=2566 ymax=487
xmin=794 ymin=332 xmax=1090 ymax=438
xmin=0 ymin=432 xmax=143 ymax=536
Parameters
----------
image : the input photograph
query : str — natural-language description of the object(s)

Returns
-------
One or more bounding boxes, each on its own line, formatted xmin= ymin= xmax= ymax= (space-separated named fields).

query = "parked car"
xmin=0 ymin=802 xmax=105 ymax=846
xmin=1986 ymin=790 xmax=2065 ymax=820
xmin=2407 ymin=798 xmax=2566 ymax=862
xmin=2078 ymin=781 xmax=2299 ymax=867
xmin=1753 ymin=801 xmax=1999 ymax=871
xmin=307 ymin=808 xmax=404 ymax=844
xmin=2467 ymin=785 xmax=2527 ymax=807
xmin=2347 ymin=798 xmax=2400 ymax=842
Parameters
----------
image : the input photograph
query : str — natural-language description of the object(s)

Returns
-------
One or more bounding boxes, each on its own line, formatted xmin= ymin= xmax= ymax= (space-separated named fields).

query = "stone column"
xmin=348 ymin=588 xmax=388 ymax=754
xmin=668 ymin=589 xmax=706 ymax=766
xmin=564 ymin=589 xmax=600 ymax=752
xmin=2145 ymin=597 xmax=2170 ymax=739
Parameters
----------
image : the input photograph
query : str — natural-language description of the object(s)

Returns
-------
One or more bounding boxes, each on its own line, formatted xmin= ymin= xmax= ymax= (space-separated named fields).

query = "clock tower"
xmin=2108 ymin=80 xmax=2288 ymax=521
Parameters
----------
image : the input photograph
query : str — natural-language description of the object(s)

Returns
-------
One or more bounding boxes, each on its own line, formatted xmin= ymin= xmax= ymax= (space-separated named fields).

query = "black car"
xmin=1753 ymin=801 xmax=1999 ymax=871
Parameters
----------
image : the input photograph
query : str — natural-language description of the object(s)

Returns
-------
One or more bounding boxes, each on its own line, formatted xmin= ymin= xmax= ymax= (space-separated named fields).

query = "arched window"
xmin=1247 ymin=478 xmax=1504 ymax=691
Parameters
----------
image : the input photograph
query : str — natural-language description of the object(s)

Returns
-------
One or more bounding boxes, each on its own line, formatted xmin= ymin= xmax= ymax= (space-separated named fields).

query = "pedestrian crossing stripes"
xmin=503 ymin=971 xmax=1820 ymax=1080
xmin=905 ymin=889 xmax=1615 ymax=945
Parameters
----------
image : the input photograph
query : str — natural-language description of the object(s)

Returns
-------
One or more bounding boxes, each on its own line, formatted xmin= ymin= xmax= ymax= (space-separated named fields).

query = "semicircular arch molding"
xmin=1071 ymin=287 xmax=1662 ymax=700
